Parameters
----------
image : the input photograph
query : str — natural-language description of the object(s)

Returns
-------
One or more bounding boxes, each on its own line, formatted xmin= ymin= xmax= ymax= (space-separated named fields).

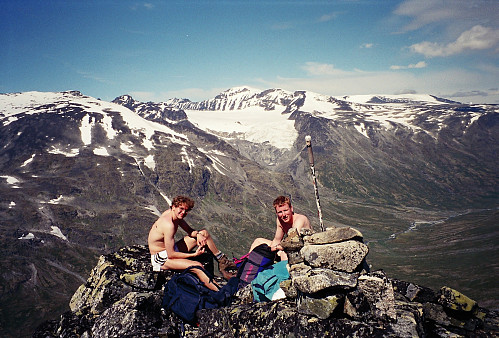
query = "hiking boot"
xmin=218 ymin=254 xmax=237 ymax=280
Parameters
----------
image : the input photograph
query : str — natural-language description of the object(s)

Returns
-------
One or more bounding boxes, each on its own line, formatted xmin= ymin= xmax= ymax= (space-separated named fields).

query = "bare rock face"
xmin=33 ymin=230 xmax=499 ymax=338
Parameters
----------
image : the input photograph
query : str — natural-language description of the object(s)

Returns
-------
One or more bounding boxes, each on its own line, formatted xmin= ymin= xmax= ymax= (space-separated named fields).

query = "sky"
xmin=1 ymin=0 xmax=498 ymax=104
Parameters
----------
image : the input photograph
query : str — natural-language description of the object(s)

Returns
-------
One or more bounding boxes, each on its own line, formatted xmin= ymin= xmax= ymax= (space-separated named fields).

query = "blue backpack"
xmin=162 ymin=266 xmax=239 ymax=324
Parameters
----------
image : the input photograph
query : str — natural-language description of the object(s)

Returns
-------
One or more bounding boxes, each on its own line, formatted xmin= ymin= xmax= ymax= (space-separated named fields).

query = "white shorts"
xmin=150 ymin=244 xmax=179 ymax=271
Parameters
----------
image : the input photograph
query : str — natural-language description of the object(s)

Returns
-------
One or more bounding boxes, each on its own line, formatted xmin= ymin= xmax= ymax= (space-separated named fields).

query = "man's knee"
xmin=252 ymin=237 xmax=267 ymax=246
xmin=199 ymin=229 xmax=210 ymax=238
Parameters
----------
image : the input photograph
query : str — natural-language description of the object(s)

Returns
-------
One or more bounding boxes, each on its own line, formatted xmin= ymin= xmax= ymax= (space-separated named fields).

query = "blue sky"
xmin=1 ymin=0 xmax=498 ymax=104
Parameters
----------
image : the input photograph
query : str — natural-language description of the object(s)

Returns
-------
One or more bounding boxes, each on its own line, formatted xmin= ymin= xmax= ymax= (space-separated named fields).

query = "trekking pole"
xmin=305 ymin=135 xmax=325 ymax=232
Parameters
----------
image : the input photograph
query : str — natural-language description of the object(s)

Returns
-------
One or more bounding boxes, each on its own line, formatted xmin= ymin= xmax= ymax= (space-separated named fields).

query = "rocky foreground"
xmin=34 ymin=227 xmax=498 ymax=337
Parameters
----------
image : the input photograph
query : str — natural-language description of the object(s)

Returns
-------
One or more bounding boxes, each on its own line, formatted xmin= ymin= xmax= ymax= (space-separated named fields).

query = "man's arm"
xmin=163 ymin=220 xmax=204 ymax=259
xmin=178 ymin=220 xmax=208 ymax=248
xmin=269 ymin=219 xmax=285 ymax=251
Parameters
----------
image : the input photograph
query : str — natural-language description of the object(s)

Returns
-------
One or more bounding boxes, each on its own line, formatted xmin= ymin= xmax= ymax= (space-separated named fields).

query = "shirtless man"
xmin=148 ymin=196 xmax=236 ymax=290
xmin=250 ymin=196 xmax=312 ymax=260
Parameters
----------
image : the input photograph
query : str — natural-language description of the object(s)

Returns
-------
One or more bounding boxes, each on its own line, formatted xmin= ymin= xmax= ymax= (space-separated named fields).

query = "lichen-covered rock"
xmin=357 ymin=272 xmax=397 ymax=322
xmin=297 ymin=294 xmax=343 ymax=319
xmin=89 ymin=292 xmax=165 ymax=337
xmin=69 ymin=255 xmax=135 ymax=315
xmin=291 ymin=268 xmax=358 ymax=294
xmin=439 ymin=286 xmax=478 ymax=312
xmin=300 ymin=240 xmax=369 ymax=272
xmin=279 ymin=279 xmax=297 ymax=298
xmin=286 ymin=250 xmax=304 ymax=265
xmin=304 ymin=226 xmax=363 ymax=245
xmin=280 ymin=227 xmax=304 ymax=251
xmin=33 ymin=241 xmax=499 ymax=338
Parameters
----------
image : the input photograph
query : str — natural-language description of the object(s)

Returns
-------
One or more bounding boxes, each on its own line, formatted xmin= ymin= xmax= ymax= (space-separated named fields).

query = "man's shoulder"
xmin=155 ymin=211 xmax=174 ymax=227
xmin=294 ymin=213 xmax=311 ymax=227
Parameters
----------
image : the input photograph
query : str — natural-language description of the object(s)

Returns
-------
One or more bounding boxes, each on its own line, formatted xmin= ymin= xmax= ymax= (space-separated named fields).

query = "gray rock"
xmin=291 ymin=268 xmax=358 ymax=294
xmin=297 ymin=294 xmax=343 ymax=319
xmin=280 ymin=227 xmax=304 ymax=251
xmin=356 ymin=272 xmax=397 ymax=322
xmin=300 ymin=240 xmax=369 ymax=272
xmin=286 ymin=250 xmax=304 ymax=265
xmin=304 ymin=226 xmax=364 ymax=245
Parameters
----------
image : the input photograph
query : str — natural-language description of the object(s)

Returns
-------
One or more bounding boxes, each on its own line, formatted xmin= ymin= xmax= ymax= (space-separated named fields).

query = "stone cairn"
xmin=33 ymin=226 xmax=498 ymax=337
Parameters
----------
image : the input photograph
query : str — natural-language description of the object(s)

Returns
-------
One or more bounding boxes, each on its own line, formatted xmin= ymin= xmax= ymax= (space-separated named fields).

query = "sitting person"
xmin=249 ymin=195 xmax=312 ymax=260
xmin=148 ymin=195 xmax=236 ymax=290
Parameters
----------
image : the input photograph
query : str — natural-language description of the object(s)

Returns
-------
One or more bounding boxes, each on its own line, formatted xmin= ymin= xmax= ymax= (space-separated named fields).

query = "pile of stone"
xmin=33 ymin=227 xmax=498 ymax=337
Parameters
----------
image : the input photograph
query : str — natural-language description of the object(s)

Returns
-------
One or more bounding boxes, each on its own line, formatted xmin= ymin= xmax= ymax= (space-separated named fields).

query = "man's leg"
xmin=162 ymin=258 xmax=219 ymax=291
xmin=249 ymin=238 xmax=271 ymax=251
xmin=197 ymin=229 xmax=237 ymax=279
xmin=250 ymin=237 xmax=287 ymax=260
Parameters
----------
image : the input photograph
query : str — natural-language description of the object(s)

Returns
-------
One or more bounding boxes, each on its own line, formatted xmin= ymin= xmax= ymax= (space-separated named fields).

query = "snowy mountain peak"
xmin=220 ymin=86 xmax=262 ymax=97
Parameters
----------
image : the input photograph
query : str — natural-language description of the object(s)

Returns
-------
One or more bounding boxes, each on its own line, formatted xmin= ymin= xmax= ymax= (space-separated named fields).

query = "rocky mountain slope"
xmin=33 ymin=228 xmax=499 ymax=337
xmin=0 ymin=88 xmax=497 ymax=337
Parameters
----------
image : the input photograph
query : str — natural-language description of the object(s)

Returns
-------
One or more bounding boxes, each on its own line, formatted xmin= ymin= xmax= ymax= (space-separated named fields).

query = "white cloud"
xmin=361 ymin=43 xmax=374 ymax=49
xmin=302 ymin=62 xmax=351 ymax=76
xmin=394 ymin=0 xmax=499 ymax=33
xmin=131 ymin=2 xmax=155 ymax=10
xmin=411 ymin=25 xmax=499 ymax=57
xmin=318 ymin=12 xmax=338 ymax=23
xmin=255 ymin=62 xmax=499 ymax=104
xmin=390 ymin=61 xmax=427 ymax=70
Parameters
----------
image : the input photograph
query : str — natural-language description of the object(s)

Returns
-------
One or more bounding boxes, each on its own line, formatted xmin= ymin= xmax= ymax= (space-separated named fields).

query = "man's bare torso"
xmin=148 ymin=209 xmax=177 ymax=254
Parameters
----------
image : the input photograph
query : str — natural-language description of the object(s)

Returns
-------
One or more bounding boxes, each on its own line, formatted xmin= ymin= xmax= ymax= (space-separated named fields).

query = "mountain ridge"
xmin=0 ymin=88 xmax=498 ymax=337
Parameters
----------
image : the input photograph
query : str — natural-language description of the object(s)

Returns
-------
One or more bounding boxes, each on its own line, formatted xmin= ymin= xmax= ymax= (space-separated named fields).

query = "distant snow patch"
xmin=48 ymin=146 xmax=79 ymax=157
xmin=145 ymin=205 xmax=162 ymax=217
xmin=50 ymin=226 xmax=68 ymax=241
xmin=18 ymin=233 xmax=35 ymax=240
xmin=9 ymin=201 xmax=16 ymax=208
xmin=185 ymin=106 xmax=297 ymax=149
xmin=354 ymin=123 xmax=369 ymax=138
xmin=1 ymin=175 xmax=20 ymax=188
xmin=93 ymin=147 xmax=110 ymax=156
xmin=143 ymin=154 xmax=156 ymax=171
xmin=21 ymin=154 xmax=36 ymax=167
xmin=48 ymin=195 xmax=63 ymax=204
xmin=181 ymin=146 xmax=195 ymax=172
xmin=80 ymin=115 xmax=93 ymax=145
xmin=102 ymin=114 xmax=118 ymax=140
xmin=120 ymin=142 xmax=133 ymax=153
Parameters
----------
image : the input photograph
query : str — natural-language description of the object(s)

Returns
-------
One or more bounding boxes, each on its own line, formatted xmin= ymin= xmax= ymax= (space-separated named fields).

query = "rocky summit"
xmin=34 ymin=227 xmax=498 ymax=337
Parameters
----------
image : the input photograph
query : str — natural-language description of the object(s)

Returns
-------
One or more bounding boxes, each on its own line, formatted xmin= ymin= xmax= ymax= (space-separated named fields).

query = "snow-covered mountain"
xmin=1 ymin=87 xmax=498 ymax=336
xmin=114 ymin=86 xmax=489 ymax=151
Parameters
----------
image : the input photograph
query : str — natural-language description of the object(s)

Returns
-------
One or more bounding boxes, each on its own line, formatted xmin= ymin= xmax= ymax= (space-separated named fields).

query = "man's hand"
xmin=194 ymin=245 xmax=206 ymax=256
xmin=270 ymin=244 xmax=283 ymax=251
xmin=196 ymin=232 xmax=207 ymax=248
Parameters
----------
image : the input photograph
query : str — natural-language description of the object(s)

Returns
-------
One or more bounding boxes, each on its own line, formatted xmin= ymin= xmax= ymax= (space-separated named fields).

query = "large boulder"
xmin=300 ymin=240 xmax=369 ymax=272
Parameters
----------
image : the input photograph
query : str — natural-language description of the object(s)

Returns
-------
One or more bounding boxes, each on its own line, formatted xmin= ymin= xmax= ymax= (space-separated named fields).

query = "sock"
xmin=215 ymin=251 xmax=223 ymax=260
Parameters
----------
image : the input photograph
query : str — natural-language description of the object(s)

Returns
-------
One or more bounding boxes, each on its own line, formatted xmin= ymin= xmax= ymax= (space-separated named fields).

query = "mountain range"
xmin=0 ymin=87 xmax=497 ymax=337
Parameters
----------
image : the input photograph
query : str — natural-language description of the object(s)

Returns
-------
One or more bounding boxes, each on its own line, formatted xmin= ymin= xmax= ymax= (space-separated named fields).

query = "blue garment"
xmin=251 ymin=260 xmax=289 ymax=302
